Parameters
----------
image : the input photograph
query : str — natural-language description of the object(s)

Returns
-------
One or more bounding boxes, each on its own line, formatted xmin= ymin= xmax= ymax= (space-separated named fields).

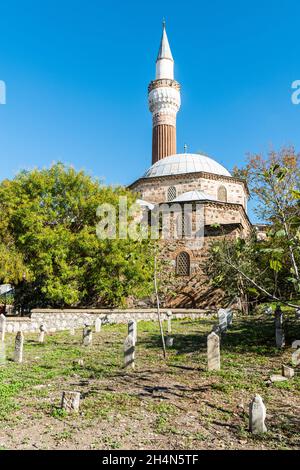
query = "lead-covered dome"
xmin=143 ymin=153 xmax=231 ymax=178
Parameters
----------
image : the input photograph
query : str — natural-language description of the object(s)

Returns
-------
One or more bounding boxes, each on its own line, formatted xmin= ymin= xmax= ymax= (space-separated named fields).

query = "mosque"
xmin=129 ymin=24 xmax=252 ymax=307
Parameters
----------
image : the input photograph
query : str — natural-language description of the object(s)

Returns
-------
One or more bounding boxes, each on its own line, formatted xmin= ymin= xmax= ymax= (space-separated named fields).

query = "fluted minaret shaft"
xmin=148 ymin=24 xmax=181 ymax=164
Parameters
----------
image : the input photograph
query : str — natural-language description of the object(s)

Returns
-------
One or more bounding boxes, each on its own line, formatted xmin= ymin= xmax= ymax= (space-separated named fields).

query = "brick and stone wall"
xmin=0 ymin=308 xmax=213 ymax=334
xmin=130 ymin=172 xmax=249 ymax=209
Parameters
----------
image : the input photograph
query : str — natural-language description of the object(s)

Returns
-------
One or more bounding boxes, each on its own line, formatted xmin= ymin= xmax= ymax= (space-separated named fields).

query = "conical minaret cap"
xmin=156 ymin=22 xmax=174 ymax=62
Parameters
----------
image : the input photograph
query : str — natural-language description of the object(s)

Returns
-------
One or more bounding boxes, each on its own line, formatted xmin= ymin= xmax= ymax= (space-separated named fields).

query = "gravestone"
xmin=82 ymin=327 xmax=92 ymax=346
xmin=292 ymin=348 xmax=300 ymax=367
xmin=275 ymin=306 xmax=285 ymax=348
xmin=95 ymin=318 xmax=102 ymax=333
xmin=39 ymin=325 xmax=46 ymax=343
xmin=226 ymin=309 xmax=233 ymax=327
xmin=218 ymin=309 xmax=227 ymax=333
xmin=292 ymin=340 xmax=300 ymax=349
xmin=0 ymin=314 xmax=6 ymax=342
xmin=282 ymin=365 xmax=294 ymax=379
xmin=0 ymin=341 xmax=6 ymax=367
xmin=61 ymin=391 xmax=80 ymax=413
xmin=14 ymin=331 xmax=24 ymax=363
xmin=166 ymin=310 xmax=172 ymax=334
xmin=128 ymin=320 xmax=137 ymax=343
xmin=275 ymin=328 xmax=285 ymax=349
xmin=249 ymin=394 xmax=267 ymax=434
xmin=166 ymin=336 xmax=174 ymax=347
xmin=207 ymin=332 xmax=220 ymax=371
xmin=124 ymin=334 xmax=135 ymax=369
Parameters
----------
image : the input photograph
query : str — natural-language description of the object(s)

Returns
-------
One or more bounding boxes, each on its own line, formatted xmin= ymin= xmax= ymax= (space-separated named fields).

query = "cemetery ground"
xmin=0 ymin=314 xmax=299 ymax=450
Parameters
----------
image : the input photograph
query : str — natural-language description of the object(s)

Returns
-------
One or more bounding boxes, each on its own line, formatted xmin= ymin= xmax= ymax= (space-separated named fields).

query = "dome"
xmin=173 ymin=190 xmax=216 ymax=203
xmin=143 ymin=153 xmax=231 ymax=178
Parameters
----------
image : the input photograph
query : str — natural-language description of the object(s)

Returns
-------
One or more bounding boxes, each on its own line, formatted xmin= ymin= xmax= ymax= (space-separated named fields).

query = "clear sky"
xmin=0 ymin=0 xmax=299 ymax=222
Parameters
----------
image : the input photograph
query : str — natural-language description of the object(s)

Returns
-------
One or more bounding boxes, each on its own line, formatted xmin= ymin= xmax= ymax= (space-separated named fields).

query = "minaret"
xmin=148 ymin=22 xmax=181 ymax=164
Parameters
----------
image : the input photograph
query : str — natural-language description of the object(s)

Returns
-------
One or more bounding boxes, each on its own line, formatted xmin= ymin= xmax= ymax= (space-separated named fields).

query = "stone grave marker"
xmin=207 ymin=332 xmax=220 ymax=371
xmin=249 ymin=394 xmax=267 ymax=434
xmin=226 ymin=308 xmax=233 ymax=327
xmin=292 ymin=340 xmax=300 ymax=349
xmin=275 ymin=306 xmax=285 ymax=348
xmin=292 ymin=348 xmax=300 ymax=367
xmin=124 ymin=334 xmax=135 ymax=369
xmin=275 ymin=327 xmax=285 ymax=349
xmin=0 ymin=341 xmax=6 ymax=367
xmin=218 ymin=309 xmax=227 ymax=333
xmin=0 ymin=314 xmax=6 ymax=342
xmin=166 ymin=310 xmax=173 ymax=334
xmin=95 ymin=318 xmax=102 ymax=333
xmin=61 ymin=391 xmax=80 ymax=413
xmin=166 ymin=336 xmax=174 ymax=347
xmin=82 ymin=327 xmax=92 ymax=346
xmin=39 ymin=324 xmax=46 ymax=343
xmin=128 ymin=320 xmax=137 ymax=343
xmin=14 ymin=331 xmax=24 ymax=363
xmin=282 ymin=365 xmax=294 ymax=379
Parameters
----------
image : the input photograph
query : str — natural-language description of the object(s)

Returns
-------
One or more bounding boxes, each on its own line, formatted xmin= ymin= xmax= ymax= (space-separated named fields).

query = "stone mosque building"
xmin=129 ymin=24 xmax=252 ymax=308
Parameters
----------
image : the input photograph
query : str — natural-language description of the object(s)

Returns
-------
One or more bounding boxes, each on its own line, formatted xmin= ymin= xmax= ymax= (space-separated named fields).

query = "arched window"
xmin=218 ymin=185 xmax=227 ymax=202
xmin=176 ymin=251 xmax=190 ymax=276
xmin=167 ymin=186 xmax=177 ymax=202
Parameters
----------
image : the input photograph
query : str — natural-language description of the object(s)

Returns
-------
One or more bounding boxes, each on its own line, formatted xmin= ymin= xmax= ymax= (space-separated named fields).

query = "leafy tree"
xmin=0 ymin=163 xmax=158 ymax=310
xmin=207 ymin=148 xmax=300 ymax=309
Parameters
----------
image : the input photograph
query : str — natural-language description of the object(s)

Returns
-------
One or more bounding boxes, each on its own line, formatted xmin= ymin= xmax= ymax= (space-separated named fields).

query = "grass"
xmin=0 ymin=313 xmax=299 ymax=449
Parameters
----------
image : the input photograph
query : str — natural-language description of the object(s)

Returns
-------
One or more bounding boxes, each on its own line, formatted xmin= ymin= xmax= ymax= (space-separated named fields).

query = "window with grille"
xmin=176 ymin=251 xmax=190 ymax=276
xmin=167 ymin=186 xmax=177 ymax=201
xmin=218 ymin=185 xmax=227 ymax=202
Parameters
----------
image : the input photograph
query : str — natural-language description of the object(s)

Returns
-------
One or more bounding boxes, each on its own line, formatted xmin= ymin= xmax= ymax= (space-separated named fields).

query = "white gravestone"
xmin=249 ymin=394 xmax=267 ymax=434
xmin=128 ymin=320 xmax=137 ymax=343
xmin=282 ymin=365 xmax=294 ymax=378
xmin=14 ymin=331 xmax=24 ymax=363
xmin=124 ymin=334 xmax=135 ymax=369
xmin=61 ymin=391 xmax=80 ymax=413
xmin=82 ymin=327 xmax=92 ymax=346
xmin=292 ymin=348 xmax=300 ymax=367
xmin=95 ymin=318 xmax=102 ymax=333
xmin=39 ymin=325 xmax=46 ymax=343
xmin=292 ymin=340 xmax=300 ymax=349
xmin=166 ymin=310 xmax=172 ymax=334
xmin=218 ymin=309 xmax=228 ymax=333
xmin=166 ymin=336 xmax=174 ymax=347
xmin=226 ymin=309 xmax=233 ymax=327
xmin=0 ymin=341 xmax=6 ymax=367
xmin=0 ymin=314 xmax=6 ymax=342
xmin=207 ymin=332 xmax=220 ymax=371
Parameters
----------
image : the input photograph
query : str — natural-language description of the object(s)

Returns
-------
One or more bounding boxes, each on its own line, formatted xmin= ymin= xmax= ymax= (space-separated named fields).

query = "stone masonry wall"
xmin=1 ymin=309 xmax=213 ymax=334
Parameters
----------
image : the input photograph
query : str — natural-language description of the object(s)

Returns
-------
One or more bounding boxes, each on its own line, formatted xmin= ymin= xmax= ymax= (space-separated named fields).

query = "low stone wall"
xmin=2 ymin=308 xmax=214 ymax=334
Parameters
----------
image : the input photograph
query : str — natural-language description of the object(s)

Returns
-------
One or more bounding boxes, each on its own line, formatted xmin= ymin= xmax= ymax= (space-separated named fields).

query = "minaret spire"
xmin=156 ymin=21 xmax=174 ymax=79
xmin=148 ymin=23 xmax=181 ymax=164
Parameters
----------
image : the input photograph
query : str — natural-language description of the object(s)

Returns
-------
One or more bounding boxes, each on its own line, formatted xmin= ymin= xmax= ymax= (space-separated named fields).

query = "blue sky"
xmin=0 ymin=0 xmax=300 ymax=222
